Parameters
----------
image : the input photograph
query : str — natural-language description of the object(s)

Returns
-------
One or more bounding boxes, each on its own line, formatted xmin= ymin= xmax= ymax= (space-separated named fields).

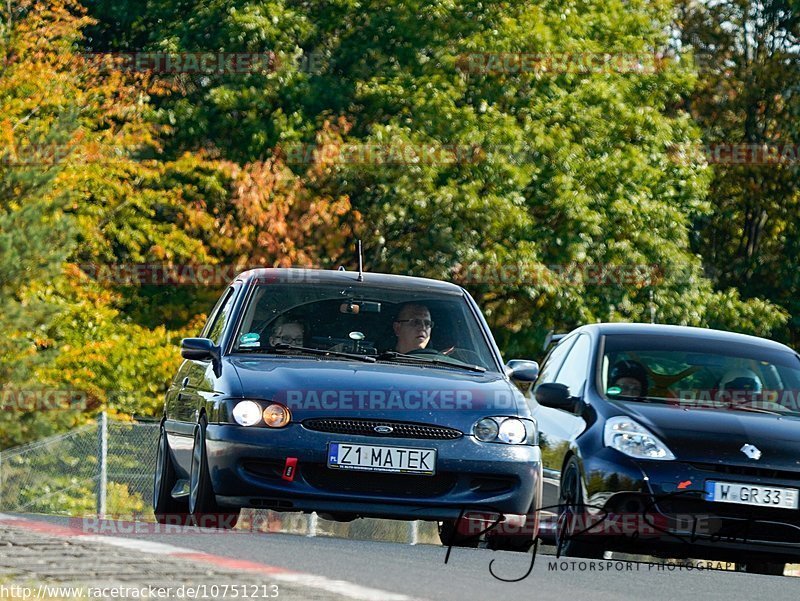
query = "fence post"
xmin=408 ymin=520 xmax=419 ymax=545
xmin=306 ymin=512 xmax=318 ymax=537
xmin=97 ymin=411 xmax=107 ymax=518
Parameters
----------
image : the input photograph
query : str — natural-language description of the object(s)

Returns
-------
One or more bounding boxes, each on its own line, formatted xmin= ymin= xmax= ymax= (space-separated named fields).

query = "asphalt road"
xmin=15 ymin=514 xmax=800 ymax=601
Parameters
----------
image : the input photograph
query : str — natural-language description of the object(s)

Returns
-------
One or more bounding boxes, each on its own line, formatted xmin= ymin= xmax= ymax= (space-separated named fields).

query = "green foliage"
xmin=674 ymin=0 xmax=800 ymax=344
xmin=0 ymin=0 xmax=795 ymax=451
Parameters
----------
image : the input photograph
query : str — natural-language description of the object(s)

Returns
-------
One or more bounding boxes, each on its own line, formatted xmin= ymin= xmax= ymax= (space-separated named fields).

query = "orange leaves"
xmin=214 ymin=119 xmax=361 ymax=268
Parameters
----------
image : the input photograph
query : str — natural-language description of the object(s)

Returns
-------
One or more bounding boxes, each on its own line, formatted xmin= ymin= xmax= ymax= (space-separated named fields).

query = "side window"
xmin=555 ymin=334 xmax=593 ymax=397
xmin=204 ymin=288 xmax=237 ymax=345
xmin=535 ymin=336 xmax=577 ymax=388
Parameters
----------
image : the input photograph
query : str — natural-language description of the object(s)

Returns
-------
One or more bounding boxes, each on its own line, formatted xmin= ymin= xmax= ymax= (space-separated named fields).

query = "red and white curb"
xmin=0 ymin=514 xmax=428 ymax=601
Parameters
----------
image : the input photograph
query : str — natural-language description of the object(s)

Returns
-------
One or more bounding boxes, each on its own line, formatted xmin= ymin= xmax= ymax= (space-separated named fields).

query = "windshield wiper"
xmin=377 ymin=351 xmax=486 ymax=373
xmin=237 ymin=344 xmax=376 ymax=363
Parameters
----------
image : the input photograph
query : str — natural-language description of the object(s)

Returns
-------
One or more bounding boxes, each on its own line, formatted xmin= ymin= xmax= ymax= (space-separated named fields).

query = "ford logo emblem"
xmin=374 ymin=425 xmax=394 ymax=434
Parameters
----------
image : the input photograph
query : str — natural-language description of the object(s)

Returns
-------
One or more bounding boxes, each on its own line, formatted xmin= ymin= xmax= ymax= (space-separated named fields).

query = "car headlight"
xmin=473 ymin=417 xmax=529 ymax=444
xmin=474 ymin=418 xmax=499 ymax=441
xmin=263 ymin=403 xmax=291 ymax=428
xmin=232 ymin=400 xmax=263 ymax=426
xmin=498 ymin=418 xmax=527 ymax=444
xmin=604 ymin=416 xmax=675 ymax=460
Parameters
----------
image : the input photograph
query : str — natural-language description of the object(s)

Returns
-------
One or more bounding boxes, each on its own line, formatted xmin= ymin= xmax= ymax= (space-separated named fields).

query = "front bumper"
xmin=577 ymin=449 xmax=800 ymax=561
xmin=205 ymin=423 xmax=541 ymax=521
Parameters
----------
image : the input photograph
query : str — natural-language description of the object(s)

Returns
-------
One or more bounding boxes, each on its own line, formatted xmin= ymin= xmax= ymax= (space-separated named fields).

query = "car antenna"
xmin=357 ymin=239 xmax=364 ymax=281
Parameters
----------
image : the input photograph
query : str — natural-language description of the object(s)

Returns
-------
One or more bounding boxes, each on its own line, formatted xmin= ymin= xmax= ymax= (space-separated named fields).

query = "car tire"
xmin=153 ymin=422 xmax=188 ymax=524
xmin=438 ymin=518 xmax=480 ymax=548
xmin=556 ymin=457 xmax=605 ymax=559
xmin=189 ymin=416 xmax=239 ymax=529
xmin=740 ymin=562 xmax=785 ymax=576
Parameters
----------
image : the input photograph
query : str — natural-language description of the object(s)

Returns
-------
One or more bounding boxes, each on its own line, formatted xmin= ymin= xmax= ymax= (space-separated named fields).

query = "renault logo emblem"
xmin=374 ymin=425 xmax=394 ymax=434
xmin=740 ymin=444 xmax=762 ymax=460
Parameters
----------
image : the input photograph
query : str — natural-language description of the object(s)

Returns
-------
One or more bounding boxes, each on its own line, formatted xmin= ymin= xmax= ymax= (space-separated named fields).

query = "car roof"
xmin=571 ymin=322 xmax=796 ymax=354
xmin=234 ymin=268 xmax=465 ymax=295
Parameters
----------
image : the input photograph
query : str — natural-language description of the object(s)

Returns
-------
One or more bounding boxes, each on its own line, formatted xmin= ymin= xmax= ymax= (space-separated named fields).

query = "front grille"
xmin=303 ymin=418 xmax=463 ymax=440
xmin=303 ymin=465 xmax=457 ymax=497
xmin=690 ymin=462 xmax=800 ymax=481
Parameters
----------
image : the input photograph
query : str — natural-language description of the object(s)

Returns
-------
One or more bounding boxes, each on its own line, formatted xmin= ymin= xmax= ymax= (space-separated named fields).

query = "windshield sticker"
xmin=606 ymin=386 xmax=622 ymax=396
xmin=240 ymin=332 xmax=261 ymax=347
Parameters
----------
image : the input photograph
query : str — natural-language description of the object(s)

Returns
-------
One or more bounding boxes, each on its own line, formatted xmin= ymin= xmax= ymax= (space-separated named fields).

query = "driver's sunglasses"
xmin=277 ymin=335 xmax=304 ymax=345
xmin=395 ymin=318 xmax=434 ymax=329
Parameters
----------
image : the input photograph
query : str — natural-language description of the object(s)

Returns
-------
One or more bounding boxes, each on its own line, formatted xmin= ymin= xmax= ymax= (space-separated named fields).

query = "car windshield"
xmin=231 ymin=281 xmax=499 ymax=372
xmin=601 ymin=334 xmax=800 ymax=415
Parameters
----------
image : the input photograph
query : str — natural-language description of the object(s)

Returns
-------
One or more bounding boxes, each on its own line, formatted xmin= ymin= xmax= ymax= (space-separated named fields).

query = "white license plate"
xmin=327 ymin=442 xmax=436 ymax=475
xmin=704 ymin=481 xmax=799 ymax=509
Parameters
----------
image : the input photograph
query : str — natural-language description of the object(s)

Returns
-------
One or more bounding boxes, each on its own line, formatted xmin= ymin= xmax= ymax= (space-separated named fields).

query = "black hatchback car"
xmin=533 ymin=323 xmax=800 ymax=574
xmin=153 ymin=268 xmax=542 ymax=550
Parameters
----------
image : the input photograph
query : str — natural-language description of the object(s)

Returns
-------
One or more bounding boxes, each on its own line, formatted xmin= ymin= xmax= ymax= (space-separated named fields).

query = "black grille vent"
xmin=690 ymin=462 xmax=800 ymax=481
xmin=303 ymin=418 xmax=462 ymax=440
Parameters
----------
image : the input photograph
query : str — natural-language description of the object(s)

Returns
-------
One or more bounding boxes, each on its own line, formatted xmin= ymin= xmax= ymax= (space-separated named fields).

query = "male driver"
xmin=393 ymin=303 xmax=434 ymax=353
xmin=269 ymin=317 xmax=304 ymax=347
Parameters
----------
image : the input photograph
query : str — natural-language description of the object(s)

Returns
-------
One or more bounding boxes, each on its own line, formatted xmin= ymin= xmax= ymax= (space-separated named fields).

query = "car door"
xmin=165 ymin=285 xmax=239 ymax=475
xmin=531 ymin=334 xmax=592 ymax=474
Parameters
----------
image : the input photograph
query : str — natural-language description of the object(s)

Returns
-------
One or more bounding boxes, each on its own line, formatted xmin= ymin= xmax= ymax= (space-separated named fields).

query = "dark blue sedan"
xmin=153 ymin=268 xmax=542 ymax=550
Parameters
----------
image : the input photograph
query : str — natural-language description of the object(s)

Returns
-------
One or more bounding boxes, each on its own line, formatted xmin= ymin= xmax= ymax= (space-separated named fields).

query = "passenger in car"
xmin=269 ymin=317 xmax=305 ymax=347
xmin=609 ymin=359 xmax=649 ymax=398
xmin=393 ymin=303 xmax=434 ymax=353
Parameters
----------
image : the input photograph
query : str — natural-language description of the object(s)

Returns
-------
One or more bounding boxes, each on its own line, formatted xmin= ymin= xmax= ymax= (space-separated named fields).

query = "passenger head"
xmin=269 ymin=317 xmax=304 ymax=347
xmin=609 ymin=360 xmax=649 ymax=397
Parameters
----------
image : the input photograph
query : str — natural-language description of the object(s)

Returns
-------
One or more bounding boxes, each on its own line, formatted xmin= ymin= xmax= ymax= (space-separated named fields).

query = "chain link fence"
xmin=0 ymin=415 xmax=440 ymax=543
xmin=0 ymin=414 xmax=159 ymax=518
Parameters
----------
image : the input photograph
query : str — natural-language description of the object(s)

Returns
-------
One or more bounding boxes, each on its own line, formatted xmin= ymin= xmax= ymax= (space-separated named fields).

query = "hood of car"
xmin=617 ymin=401 xmax=800 ymax=469
xmin=228 ymin=357 xmax=529 ymax=431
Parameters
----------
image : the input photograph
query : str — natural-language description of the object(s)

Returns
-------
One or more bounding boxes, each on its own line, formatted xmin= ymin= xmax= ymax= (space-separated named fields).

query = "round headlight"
xmin=498 ymin=418 xmax=527 ymax=444
xmin=263 ymin=403 xmax=291 ymax=428
xmin=232 ymin=401 xmax=262 ymax=426
xmin=474 ymin=418 xmax=499 ymax=441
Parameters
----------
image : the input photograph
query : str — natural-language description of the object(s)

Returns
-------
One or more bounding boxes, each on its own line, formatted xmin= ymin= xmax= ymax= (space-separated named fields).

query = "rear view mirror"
xmin=340 ymin=301 xmax=382 ymax=314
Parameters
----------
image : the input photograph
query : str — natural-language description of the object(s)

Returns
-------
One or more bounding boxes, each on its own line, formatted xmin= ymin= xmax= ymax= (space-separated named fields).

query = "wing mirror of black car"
xmin=535 ymin=382 xmax=574 ymax=410
xmin=506 ymin=360 xmax=540 ymax=395
xmin=181 ymin=338 xmax=221 ymax=376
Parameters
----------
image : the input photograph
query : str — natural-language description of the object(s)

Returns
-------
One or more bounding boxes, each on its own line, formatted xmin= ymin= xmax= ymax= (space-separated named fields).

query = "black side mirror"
xmin=506 ymin=360 xmax=540 ymax=395
xmin=181 ymin=338 xmax=221 ymax=376
xmin=535 ymin=382 xmax=574 ymax=410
